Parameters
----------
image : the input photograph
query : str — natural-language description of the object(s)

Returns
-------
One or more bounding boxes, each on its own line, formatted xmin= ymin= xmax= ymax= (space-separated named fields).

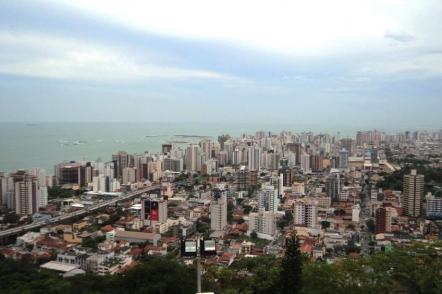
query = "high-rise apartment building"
xmin=247 ymin=145 xmax=261 ymax=171
xmin=385 ymin=207 xmax=393 ymax=233
xmin=232 ymin=148 xmax=242 ymax=166
xmin=279 ymin=158 xmax=292 ymax=187
xmin=310 ymin=154 xmax=323 ymax=172
xmin=403 ymin=169 xmax=424 ymax=217
xmin=356 ymin=130 xmax=382 ymax=147
xmin=205 ymin=159 xmax=219 ymax=176
xmin=223 ymin=141 xmax=233 ymax=164
xmin=300 ymin=153 xmax=310 ymax=173
xmin=54 ymin=161 xmax=91 ymax=187
xmin=425 ymin=193 xmax=442 ymax=218
xmin=339 ymin=149 xmax=349 ymax=169
xmin=30 ymin=168 xmax=48 ymax=208
xmin=141 ymin=197 xmax=168 ymax=224
xmin=112 ymin=151 xmax=133 ymax=179
xmin=185 ymin=144 xmax=201 ymax=172
xmin=326 ymin=173 xmax=341 ymax=202
xmin=236 ymin=166 xmax=254 ymax=191
xmin=217 ymin=150 xmax=228 ymax=166
xmin=248 ymin=209 xmax=276 ymax=240
xmin=0 ymin=174 xmax=15 ymax=210
xmin=340 ymin=138 xmax=353 ymax=155
xmin=161 ymin=144 xmax=173 ymax=155
xmin=262 ymin=151 xmax=280 ymax=170
xmin=375 ymin=205 xmax=394 ymax=233
xmin=92 ymin=175 xmax=113 ymax=193
xmin=286 ymin=143 xmax=301 ymax=165
xmin=12 ymin=171 xmax=39 ymax=216
xmin=0 ymin=172 xmax=7 ymax=207
xmin=163 ymin=158 xmax=183 ymax=173
xmin=294 ymin=200 xmax=318 ymax=228
xmin=210 ymin=187 xmax=227 ymax=232
xmin=217 ymin=134 xmax=230 ymax=150
xmin=375 ymin=207 xmax=386 ymax=234
xmin=352 ymin=204 xmax=361 ymax=222
xmin=258 ymin=185 xmax=279 ymax=213
xmin=200 ymin=139 xmax=213 ymax=159
xmin=122 ymin=167 xmax=137 ymax=185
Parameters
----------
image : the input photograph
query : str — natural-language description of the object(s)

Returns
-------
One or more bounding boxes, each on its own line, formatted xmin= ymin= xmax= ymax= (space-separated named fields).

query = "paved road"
xmin=0 ymin=185 xmax=159 ymax=239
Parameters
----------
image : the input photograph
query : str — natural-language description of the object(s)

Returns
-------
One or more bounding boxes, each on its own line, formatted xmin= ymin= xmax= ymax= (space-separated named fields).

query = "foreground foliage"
xmin=0 ymin=242 xmax=440 ymax=294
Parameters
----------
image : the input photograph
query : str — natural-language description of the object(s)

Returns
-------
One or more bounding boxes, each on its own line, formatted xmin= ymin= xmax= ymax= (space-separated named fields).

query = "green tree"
xmin=366 ymin=219 xmax=375 ymax=234
xmin=250 ymin=231 xmax=258 ymax=239
xmin=227 ymin=201 xmax=235 ymax=222
xmin=346 ymin=223 xmax=355 ymax=230
xmin=3 ymin=212 xmax=20 ymax=224
xmin=280 ymin=234 xmax=303 ymax=294
xmin=48 ymin=186 xmax=74 ymax=199
xmin=284 ymin=210 xmax=293 ymax=223
xmin=320 ymin=221 xmax=330 ymax=230
xmin=278 ymin=219 xmax=288 ymax=230
xmin=243 ymin=205 xmax=253 ymax=214
xmin=81 ymin=236 xmax=105 ymax=249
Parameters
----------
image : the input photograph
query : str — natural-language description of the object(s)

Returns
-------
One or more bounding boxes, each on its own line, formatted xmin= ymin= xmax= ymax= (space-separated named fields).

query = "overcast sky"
xmin=0 ymin=0 xmax=441 ymax=129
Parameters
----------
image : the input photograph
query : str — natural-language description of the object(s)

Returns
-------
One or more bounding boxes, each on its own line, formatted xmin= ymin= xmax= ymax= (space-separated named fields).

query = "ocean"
xmin=0 ymin=122 xmax=371 ymax=174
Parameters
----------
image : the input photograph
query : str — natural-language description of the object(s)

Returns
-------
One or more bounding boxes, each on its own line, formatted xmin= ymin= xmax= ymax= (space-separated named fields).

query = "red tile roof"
xmin=101 ymin=225 xmax=114 ymax=232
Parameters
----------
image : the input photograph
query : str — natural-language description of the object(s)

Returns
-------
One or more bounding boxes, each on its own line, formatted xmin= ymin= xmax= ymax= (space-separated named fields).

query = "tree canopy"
xmin=0 ymin=242 xmax=440 ymax=294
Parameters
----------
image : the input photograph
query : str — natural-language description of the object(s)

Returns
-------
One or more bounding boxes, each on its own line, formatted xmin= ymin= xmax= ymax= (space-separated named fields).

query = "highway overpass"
xmin=0 ymin=185 xmax=160 ymax=240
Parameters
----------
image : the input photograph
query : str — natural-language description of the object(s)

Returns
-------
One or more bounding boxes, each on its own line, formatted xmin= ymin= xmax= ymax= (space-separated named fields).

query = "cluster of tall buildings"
xmin=0 ymin=169 xmax=48 ymax=216
xmin=174 ymin=131 xmax=366 ymax=178
xmin=55 ymin=161 xmax=118 ymax=192
xmin=375 ymin=169 xmax=440 ymax=234
xmin=2 ymin=127 xmax=441 ymax=226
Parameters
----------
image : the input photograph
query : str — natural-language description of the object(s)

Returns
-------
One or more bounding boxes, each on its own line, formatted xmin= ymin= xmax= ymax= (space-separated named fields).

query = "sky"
xmin=0 ymin=0 xmax=441 ymax=130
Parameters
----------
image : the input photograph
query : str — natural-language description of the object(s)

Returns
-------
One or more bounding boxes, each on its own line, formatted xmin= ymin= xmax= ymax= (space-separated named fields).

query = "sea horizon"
xmin=0 ymin=121 xmax=440 ymax=173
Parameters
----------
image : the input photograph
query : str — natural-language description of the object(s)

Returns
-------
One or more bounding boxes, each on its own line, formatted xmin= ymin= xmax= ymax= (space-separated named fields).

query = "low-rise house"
xmin=17 ymin=232 xmax=43 ymax=248
xmin=312 ymin=245 xmax=325 ymax=260
xmin=97 ymin=255 xmax=133 ymax=275
xmin=36 ymin=236 xmax=68 ymax=251
xmin=144 ymin=244 xmax=168 ymax=256
xmin=240 ymin=241 xmax=254 ymax=255
xmin=40 ymin=261 xmax=85 ymax=277
xmin=56 ymin=249 xmax=88 ymax=269
xmin=114 ymin=230 xmax=161 ymax=246
xmin=72 ymin=221 xmax=89 ymax=232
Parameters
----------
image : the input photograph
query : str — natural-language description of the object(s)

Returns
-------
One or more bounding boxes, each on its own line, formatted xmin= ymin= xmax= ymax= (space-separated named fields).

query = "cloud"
xmin=0 ymin=31 xmax=231 ymax=81
xmin=54 ymin=0 xmax=401 ymax=56
xmin=358 ymin=52 xmax=442 ymax=80
xmin=0 ymin=0 xmax=442 ymax=128
xmin=384 ymin=32 xmax=415 ymax=42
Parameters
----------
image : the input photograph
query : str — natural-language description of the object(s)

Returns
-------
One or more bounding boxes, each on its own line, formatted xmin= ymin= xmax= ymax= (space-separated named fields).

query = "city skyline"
xmin=1 ymin=1 xmax=442 ymax=128
xmin=0 ymin=123 xmax=439 ymax=173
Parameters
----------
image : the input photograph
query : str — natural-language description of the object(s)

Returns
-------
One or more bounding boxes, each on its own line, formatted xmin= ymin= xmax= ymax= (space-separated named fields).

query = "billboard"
xmin=150 ymin=200 xmax=159 ymax=221
xmin=200 ymin=239 xmax=217 ymax=256
xmin=181 ymin=238 xmax=217 ymax=257
xmin=181 ymin=239 xmax=198 ymax=257
xmin=143 ymin=199 xmax=159 ymax=221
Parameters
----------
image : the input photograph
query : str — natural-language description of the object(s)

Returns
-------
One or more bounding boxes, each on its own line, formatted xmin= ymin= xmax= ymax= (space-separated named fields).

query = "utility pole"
xmin=181 ymin=233 xmax=216 ymax=294
xmin=195 ymin=233 xmax=202 ymax=293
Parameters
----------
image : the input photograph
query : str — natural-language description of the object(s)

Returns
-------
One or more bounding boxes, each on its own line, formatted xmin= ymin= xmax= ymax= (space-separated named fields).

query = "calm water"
xmin=0 ymin=122 xmax=364 ymax=173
